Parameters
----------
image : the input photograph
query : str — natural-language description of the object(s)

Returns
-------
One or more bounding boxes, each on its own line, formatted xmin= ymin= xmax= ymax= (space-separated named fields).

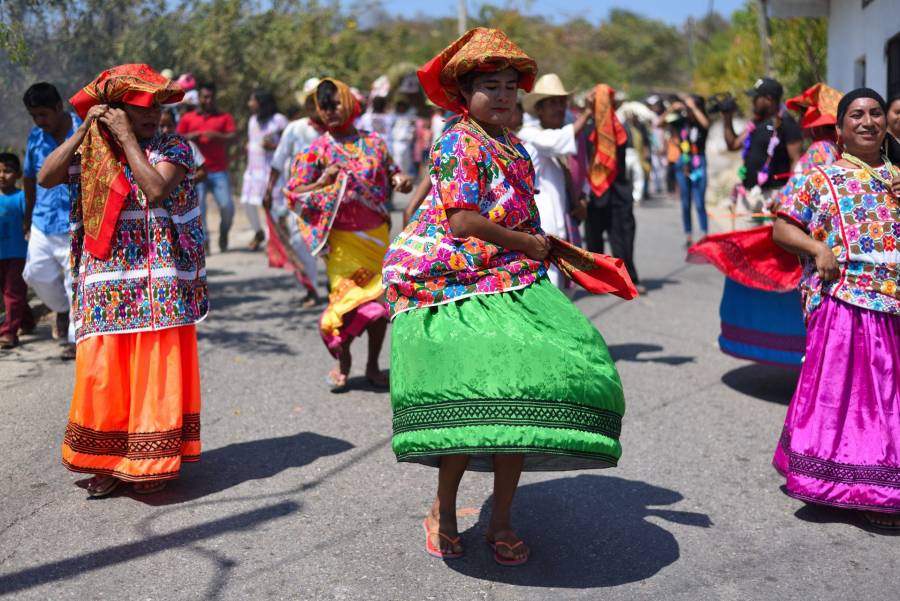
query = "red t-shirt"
xmin=176 ymin=110 xmax=236 ymax=172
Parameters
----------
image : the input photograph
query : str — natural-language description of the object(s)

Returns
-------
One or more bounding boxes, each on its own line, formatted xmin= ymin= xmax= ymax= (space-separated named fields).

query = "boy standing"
xmin=0 ymin=153 xmax=35 ymax=349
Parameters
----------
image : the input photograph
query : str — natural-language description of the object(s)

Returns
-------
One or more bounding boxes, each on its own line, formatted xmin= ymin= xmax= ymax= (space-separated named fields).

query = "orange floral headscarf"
xmin=786 ymin=83 xmax=843 ymax=129
xmin=313 ymin=78 xmax=362 ymax=133
xmin=69 ymin=64 xmax=183 ymax=259
xmin=417 ymin=27 xmax=537 ymax=114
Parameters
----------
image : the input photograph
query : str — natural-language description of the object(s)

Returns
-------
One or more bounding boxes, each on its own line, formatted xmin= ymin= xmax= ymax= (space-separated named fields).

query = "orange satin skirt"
xmin=62 ymin=325 xmax=202 ymax=482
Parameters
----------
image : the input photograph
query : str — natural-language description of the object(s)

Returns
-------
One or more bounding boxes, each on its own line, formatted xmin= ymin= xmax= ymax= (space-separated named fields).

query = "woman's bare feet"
xmin=426 ymin=499 xmax=464 ymax=557
xmin=86 ymin=475 xmax=120 ymax=498
xmin=328 ymin=344 xmax=352 ymax=392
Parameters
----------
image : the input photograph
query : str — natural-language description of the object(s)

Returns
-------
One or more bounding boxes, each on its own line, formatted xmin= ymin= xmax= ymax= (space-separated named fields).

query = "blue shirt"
xmin=0 ymin=189 xmax=28 ymax=259
xmin=23 ymin=112 xmax=82 ymax=235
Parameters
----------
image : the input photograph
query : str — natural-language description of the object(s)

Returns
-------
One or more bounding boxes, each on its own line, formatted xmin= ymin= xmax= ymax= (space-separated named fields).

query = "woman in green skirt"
xmin=382 ymin=28 xmax=627 ymax=566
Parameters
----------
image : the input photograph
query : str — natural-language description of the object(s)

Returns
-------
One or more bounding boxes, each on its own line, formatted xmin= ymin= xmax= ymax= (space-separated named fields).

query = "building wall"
xmin=826 ymin=0 xmax=900 ymax=94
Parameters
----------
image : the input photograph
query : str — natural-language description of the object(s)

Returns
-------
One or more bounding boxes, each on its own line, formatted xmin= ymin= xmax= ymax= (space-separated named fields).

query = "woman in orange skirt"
xmin=38 ymin=64 xmax=208 ymax=497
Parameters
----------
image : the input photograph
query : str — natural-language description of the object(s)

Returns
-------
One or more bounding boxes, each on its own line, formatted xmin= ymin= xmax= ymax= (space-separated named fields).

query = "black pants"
xmin=585 ymin=188 xmax=639 ymax=284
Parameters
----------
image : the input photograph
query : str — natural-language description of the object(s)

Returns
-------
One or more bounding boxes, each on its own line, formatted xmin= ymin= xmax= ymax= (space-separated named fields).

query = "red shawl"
xmin=588 ymin=84 xmax=627 ymax=198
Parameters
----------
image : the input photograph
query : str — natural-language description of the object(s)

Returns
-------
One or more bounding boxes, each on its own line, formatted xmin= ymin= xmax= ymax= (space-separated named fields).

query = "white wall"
xmin=826 ymin=0 xmax=900 ymax=94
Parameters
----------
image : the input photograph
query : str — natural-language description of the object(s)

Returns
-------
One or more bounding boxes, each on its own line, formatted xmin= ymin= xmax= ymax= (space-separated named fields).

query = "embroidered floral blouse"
xmin=777 ymin=163 xmax=900 ymax=318
xmin=775 ymin=139 xmax=840 ymax=222
xmin=70 ymin=134 xmax=209 ymax=342
xmin=284 ymin=131 xmax=398 ymax=255
xmin=382 ymin=123 xmax=546 ymax=317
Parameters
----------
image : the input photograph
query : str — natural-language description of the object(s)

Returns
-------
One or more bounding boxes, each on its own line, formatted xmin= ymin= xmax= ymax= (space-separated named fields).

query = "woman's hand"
xmin=84 ymin=104 xmax=110 ymax=126
xmin=99 ymin=108 xmax=136 ymax=146
xmin=317 ymin=164 xmax=341 ymax=188
xmin=392 ymin=173 xmax=413 ymax=193
xmin=814 ymin=242 xmax=840 ymax=282
xmin=522 ymin=234 xmax=551 ymax=261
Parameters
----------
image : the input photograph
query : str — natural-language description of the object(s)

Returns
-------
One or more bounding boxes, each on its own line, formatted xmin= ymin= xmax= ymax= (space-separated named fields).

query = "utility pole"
xmin=458 ymin=0 xmax=467 ymax=36
xmin=756 ymin=0 xmax=773 ymax=76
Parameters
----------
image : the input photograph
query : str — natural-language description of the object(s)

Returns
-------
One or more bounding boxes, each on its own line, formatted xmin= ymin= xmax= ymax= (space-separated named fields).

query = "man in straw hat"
xmin=519 ymin=73 xmax=595 ymax=289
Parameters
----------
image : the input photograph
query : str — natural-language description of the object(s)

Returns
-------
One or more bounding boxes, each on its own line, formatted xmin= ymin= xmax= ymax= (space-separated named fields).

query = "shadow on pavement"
xmin=608 ymin=343 xmax=695 ymax=366
xmin=0 ymin=500 xmax=299 ymax=597
xmin=446 ymin=474 xmax=711 ymax=587
xmin=721 ymin=364 xmax=799 ymax=405
xmin=792 ymin=500 xmax=900 ymax=536
xmin=135 ymin=432 xmax=354 ymax=506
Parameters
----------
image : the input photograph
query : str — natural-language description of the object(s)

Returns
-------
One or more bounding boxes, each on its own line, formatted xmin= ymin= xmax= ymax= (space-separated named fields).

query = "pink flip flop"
xmin=490 ymin=540 xmax=530 ymax=566
xmin=423 ymin=519 xmax=464 ymax=560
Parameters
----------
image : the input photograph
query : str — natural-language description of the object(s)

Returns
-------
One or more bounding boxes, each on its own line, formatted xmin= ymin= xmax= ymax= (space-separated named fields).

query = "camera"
xmin=707 ymin=92 xmax=737 ymax=114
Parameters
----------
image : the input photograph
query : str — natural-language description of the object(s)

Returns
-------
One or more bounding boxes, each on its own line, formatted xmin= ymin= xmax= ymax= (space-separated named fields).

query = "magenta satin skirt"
xmin=773 ymin=296 xmax=900 ymax=513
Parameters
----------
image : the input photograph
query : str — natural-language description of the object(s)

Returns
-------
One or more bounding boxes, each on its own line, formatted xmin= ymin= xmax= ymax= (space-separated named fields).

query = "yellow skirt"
xmin=62 ymin=325 xmax=201 ymax=482
xmin=320 ymin=224 xmax=390 ymax=356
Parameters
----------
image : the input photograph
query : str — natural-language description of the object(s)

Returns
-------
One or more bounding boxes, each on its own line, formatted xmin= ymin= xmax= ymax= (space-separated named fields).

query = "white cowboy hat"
xmin=294 ymin=77 xmax=322 ymax=106
xmin=522 ymin=73 xmax=572 ymax=115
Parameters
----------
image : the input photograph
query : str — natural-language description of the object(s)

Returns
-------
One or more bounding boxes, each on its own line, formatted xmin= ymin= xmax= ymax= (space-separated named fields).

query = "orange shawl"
xmin=417 ymin=27 xmax=537 ymax=114
xmin=313 ymin=78 xmax=361 ymax=133
xmin=588 ymin=84 xmax=627 ymax=198
xmin=69 ymin=64 xmax=183 ymax=259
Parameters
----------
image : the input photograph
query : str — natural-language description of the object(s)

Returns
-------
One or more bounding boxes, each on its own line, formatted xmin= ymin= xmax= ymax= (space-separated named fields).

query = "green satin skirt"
xmin=390 ymin=277 xmax=624 ymax=472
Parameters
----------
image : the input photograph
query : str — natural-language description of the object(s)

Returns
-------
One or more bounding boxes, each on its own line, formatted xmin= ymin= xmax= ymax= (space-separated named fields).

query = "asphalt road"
xmin=1 ymin=194 xmax=897 ymax=601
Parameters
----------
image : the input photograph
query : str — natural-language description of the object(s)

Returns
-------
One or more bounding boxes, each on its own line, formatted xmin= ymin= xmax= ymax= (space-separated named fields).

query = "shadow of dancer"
xmin=133 ymin=431 xmax=354 ymax=506
xmin=446 ymin=474 xmax=711 ymax=587
xmin=721 ymin=364 xmax=799 ymax=405
xmin=607 ymin=343 xmax=695 ymax=366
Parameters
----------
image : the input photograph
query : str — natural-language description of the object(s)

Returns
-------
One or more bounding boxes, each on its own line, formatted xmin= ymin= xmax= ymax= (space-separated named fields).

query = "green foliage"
xmin=692 ymin=1 xmax=827 ymax=108
xmin=1 ymin=0 xmax=826 ymax=149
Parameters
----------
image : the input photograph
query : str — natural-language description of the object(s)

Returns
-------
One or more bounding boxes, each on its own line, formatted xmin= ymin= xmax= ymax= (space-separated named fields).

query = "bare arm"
xmin=23 ymin=177 xmax=36 ymax=236
xmin=683 ymin=96 xmax=710 ymax=130
xmin=37 ymin=111 xmax=96 ymax=188
xmin=772 ymin=216 xmax=839 ymax=281
xmin=722 ymin=111 xmax=748 ymax=152
xmin=402 ymin=176 xmax=432 ymax=226
xmin=99 ymin=108 xmax=186 ymax=206
xmin=786 ymin=140 xmax=803 ymax=169
xmin=446 ymin=208 xmax=549 ymax=260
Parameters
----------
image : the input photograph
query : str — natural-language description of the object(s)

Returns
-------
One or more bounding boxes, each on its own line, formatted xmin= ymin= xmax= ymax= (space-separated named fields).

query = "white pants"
xmin=244 ymin=202 xmax=263 ymax=233
xmin=22 ymin=226 xmax=75 ymax=343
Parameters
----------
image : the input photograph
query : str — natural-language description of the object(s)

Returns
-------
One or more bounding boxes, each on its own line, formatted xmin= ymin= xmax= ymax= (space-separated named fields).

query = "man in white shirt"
xmin=264 ymin=78 xmax=324 ymax=306
xmin=518 ymin=74 xmax=595 ymax=288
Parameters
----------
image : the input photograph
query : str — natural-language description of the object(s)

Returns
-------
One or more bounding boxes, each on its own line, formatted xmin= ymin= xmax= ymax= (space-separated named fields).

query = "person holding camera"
xmin=663 ymin=94 xmax=710 ymax=247
xmin=722 ymin=78 xmax=803 ymax=211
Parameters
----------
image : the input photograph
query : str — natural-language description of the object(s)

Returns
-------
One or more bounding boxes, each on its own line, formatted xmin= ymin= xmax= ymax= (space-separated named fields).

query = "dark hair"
xmin=371 ymin=96 xmax=388 ymax=113
xmin=889 ymin=92 xmax=900 ymax=110
xmin=197 ymin=81 xmax=216 ymax=94
xmin=284 ymin=104 xmax=302 ymax=120
xmin=316 ymin=80 xmax=338 ymax=108
xmin=0 ymin=152 xmax=21 ymax=173
xmin=252 ymin=88 xmax=278 ymax=123
xmin=22 ymin=82 xmax=62 ymax=109
xmin=160 ymin=108 xmax=177 ymax=122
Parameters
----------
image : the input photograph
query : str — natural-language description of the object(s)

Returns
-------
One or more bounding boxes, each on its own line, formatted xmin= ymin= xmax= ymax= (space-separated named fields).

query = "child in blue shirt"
xmin=0 ymin=153 xmax=35 ymax=348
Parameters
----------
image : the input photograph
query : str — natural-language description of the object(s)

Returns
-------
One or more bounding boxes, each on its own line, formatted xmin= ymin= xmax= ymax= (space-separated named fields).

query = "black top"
xmin=743 ymin=112 xmax=802 ymax=189
xmin=683 ymin=123 xmax=708 ymax=156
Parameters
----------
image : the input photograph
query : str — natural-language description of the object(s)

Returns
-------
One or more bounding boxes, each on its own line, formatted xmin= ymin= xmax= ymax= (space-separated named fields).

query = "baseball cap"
xmin=746 ymin=77 xmax=783 ymax=99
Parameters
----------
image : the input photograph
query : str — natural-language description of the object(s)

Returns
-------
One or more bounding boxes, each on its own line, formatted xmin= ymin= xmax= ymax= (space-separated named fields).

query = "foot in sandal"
xmin=133 ymin=481 xmax=168 ymax=495
xmin=86 ymin=475 xmax=120 ymax=498
xmin=864 ymin=511 xmax=900 ymax=530
xmin=486 ymin=528 xmax=529 ymax=566
xmin=423 ymin=510 xmax=464 ymax=559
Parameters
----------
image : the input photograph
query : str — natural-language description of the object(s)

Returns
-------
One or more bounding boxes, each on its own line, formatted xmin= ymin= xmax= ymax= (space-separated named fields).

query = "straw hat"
xmin=522 ymin=73 xmax=572 ymax=115
xmin=294 ymin=77 xmax=322 ymax=106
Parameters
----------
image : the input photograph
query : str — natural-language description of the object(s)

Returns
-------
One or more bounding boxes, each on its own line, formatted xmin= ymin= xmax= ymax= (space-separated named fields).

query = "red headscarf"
xmin=417 ymin=27 xmax=537 ymax=115
xmin=314 ymin=78 xmax=362 ymax=133
xmin=786 ymin=83 xmax=843 ymax=129
xmin=587 ymin=84 xmax=628 ymax=198
xmin=69 ymin=64 xmax=184 ymax=260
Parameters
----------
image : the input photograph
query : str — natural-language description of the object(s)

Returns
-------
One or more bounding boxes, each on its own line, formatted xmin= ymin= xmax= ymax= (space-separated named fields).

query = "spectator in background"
xmin=0 ymin=153 xmax=35 ymax=349
xmin=241 ymin=88 xmax=287 ymax=251
xmin=177 ymin=81 xmax=236 ymax=252
xmin=888 ymin=93 xmax=900 ymax=141
xmin=358 ymin=95 xmax=394 ymax=147
xmin=664 ymin=94 xmax=710 ymax=246
xmin=391 ymin=96 xmax=417 ymax=177
xmin=160 ymin=108 xmax=206 ymax=184
xmin=21 ymin=82 xmax=81 ymax=359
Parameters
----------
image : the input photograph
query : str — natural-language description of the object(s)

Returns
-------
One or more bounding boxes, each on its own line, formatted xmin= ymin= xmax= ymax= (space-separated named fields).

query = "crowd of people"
xmin=1 ymin=24 xmax=900 ymax=566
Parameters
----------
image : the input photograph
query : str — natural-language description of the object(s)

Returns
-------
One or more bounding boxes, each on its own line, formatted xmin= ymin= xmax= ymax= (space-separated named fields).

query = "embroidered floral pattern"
xmin=382 ymin=124 xmax=546 ymax=316
xmin=70 ymin=134 xmax=208 ymax=341
xmin=777 ymin=163 xmax=900 ymax=317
